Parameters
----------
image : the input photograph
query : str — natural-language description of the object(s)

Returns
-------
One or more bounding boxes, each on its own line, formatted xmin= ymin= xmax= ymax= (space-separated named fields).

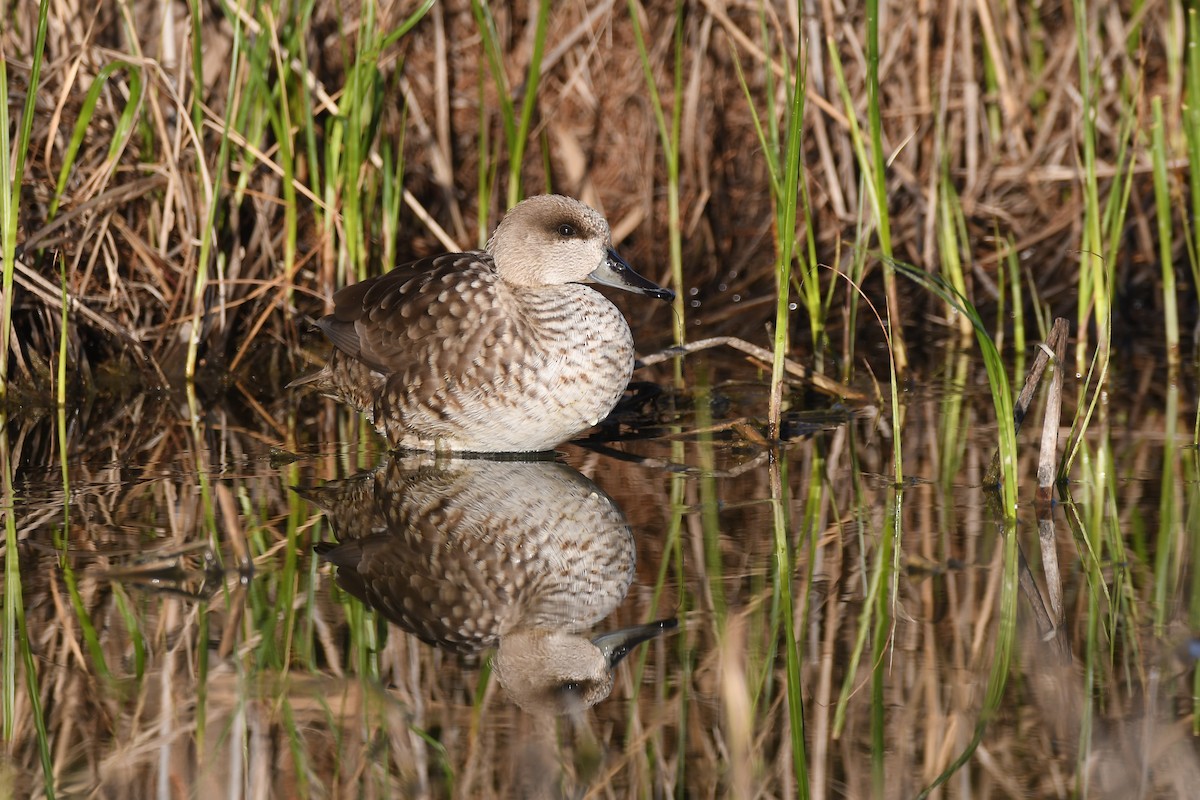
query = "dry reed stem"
xmin=2 ymin=371 xmax=1192 ymax=796
xmin=0 ymin=0 xmax=1183 ymax=396
xmin=983 ymin=317 xmax=1071 ymax=486
xmin=639 ymin=335 xmax=869 ymax=402
xmin=2 ymin=3 xmax=1195 ymax=794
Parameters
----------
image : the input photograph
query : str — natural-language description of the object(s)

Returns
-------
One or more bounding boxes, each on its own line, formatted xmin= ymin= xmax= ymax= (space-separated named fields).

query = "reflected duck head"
xmin=494 ymin=618 xmax=678 ymax=715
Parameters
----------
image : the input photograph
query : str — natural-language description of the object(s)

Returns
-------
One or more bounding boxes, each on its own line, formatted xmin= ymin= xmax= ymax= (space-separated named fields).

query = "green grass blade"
xmin=770 ymin=455 xmax=809 ymax=793
xmin=827 ymin=39 xmax=904 ymax=481
xmin=381 ymin=0 xmax=436 ymax=48
xmin=1071 ymin=0 xmax=1109 ymax=365
xmin=1150 ymin=96 xmax=1179 ymax=367
xmin=627 ymin=0 xmax=686 ymax=353
xmin=49 ymin=61 xmax=144 ymax=220
xmin=768 ymin=39 xmax=806 ymax=437
xmin=185 ymin=10 xmax=242 ymax=379
xmin=2 ymin=425 xmax=17 ymax=740
xmin=887 ymin=260 xmax=1017 ymax=508
xmin=471 ymin=0 xmax=516 ymax=167
xmin=1184 ymin=10 xmax=1200 ymax=300
xmin=0 ymin=0 xmax=51 ymax=396
xmin=507 ymin=0 xmax=549 ymax=207
xmin=916 ymin=515 xmax=1018 ymax=799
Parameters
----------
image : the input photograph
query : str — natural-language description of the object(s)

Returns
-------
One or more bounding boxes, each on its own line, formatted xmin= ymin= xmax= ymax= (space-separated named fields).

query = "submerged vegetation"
xmin=2 ymin=0 xmax=1199 ymax=797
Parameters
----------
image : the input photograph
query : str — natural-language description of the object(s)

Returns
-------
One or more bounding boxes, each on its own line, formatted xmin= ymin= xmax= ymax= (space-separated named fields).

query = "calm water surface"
xmin=2 ymin=348 xmax=1197 ymax=799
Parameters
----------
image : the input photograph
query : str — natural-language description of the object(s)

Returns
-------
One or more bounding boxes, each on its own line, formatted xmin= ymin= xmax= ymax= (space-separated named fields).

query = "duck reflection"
xmin=300 ymin=455 xmax=675 ymax=715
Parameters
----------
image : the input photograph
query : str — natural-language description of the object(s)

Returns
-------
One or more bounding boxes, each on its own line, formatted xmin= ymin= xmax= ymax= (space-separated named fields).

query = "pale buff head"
xmin=486 ymin=195 xmax=614 ymax=288
xmin=493 ymin=618 xmax=677 ymax=715
xmin=493 ymin=629 xmax=617 ymax=715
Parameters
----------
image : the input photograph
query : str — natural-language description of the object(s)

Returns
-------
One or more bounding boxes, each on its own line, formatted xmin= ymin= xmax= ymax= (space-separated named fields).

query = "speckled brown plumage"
xmin=291 ymin=195 xmax=674 ymax=452
xmin=304 ymin=455 xmax=675 ymax=714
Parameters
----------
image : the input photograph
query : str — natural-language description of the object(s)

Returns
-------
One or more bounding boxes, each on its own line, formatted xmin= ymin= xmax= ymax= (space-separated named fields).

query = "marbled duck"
xmin=305 ymin=454 xmax=677 ymax=714
xmin=291 ymin=195 xmax=674 ymax=452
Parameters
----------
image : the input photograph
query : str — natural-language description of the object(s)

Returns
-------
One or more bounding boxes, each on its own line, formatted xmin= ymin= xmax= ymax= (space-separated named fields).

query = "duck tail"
xmin=285 ymin=367 xmax=327 ymax=390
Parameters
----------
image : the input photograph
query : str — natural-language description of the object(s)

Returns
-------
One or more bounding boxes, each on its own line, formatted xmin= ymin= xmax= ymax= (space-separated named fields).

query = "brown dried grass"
xmin=5 ymin=363 xmax=1193 ymax=798
xmin=1 ymin=0 xmax=1190 ymax=402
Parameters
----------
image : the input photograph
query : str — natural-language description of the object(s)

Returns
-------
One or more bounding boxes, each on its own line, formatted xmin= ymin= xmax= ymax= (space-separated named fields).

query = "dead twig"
xmin=637 ymin=336 xmax=868 ymax=403
xmin=11 ymin=252 xmax=168 ymax=387
xmin=983 ymin=318 xmax=1070 ymax=487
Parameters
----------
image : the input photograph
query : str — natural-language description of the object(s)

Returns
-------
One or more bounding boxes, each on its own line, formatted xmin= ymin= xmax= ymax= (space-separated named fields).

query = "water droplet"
xmin=718 ymin=283 xmax=727 ymax=292
xmin=788 ymin=303 xmax=797 ymax=311
xmin=690 ymin=299 xmax=701 ymax=308
xmin=688 ymin=287 xmax=699 ymax=296
xmin=732 ymin=294 xmax=741 ymax=302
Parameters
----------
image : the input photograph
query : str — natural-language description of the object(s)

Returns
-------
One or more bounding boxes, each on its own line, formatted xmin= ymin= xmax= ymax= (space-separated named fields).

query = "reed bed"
xmin=0 ymin=0 xmax=1192 ymax=396
xmin=0 ymin=350 xmax=1195 ymax=798
xmin=2 ymin=1 xmax=1199 ymax=798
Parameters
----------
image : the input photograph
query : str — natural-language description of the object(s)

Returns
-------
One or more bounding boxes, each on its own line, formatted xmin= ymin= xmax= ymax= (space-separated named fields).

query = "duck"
xmin=290 ymin=195 xmax=674 ymax=452
xmin=302 ymin=454 xmax=677 ymax=714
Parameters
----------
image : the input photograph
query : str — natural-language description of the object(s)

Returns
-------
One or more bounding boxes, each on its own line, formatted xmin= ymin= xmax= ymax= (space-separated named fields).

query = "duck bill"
xmin=592 ymin=617 xmax=679 ymax=669
xmin=588 ymin=249 xmax=676 ymax=302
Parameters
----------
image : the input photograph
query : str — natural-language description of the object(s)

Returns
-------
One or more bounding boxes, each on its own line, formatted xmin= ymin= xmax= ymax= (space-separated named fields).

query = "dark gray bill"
xmin=591 ymin=617 xmax=679 ymax=669
xmin=588 ymin=248 xmax=676 ymax=301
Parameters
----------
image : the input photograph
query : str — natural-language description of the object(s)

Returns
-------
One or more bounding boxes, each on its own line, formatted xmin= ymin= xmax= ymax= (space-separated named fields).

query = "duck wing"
xmin=317 ymin=252 xmax=517 ymax=379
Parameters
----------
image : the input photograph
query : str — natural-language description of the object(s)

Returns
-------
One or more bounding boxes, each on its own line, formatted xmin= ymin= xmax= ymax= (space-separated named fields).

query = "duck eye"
xmin=557 ymin=223 xmax=576 ymax=237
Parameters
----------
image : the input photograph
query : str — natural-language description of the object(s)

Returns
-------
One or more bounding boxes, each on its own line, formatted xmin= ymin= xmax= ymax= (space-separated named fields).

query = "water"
xmin=2 ymin=348 xmax=1197 ymax=798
